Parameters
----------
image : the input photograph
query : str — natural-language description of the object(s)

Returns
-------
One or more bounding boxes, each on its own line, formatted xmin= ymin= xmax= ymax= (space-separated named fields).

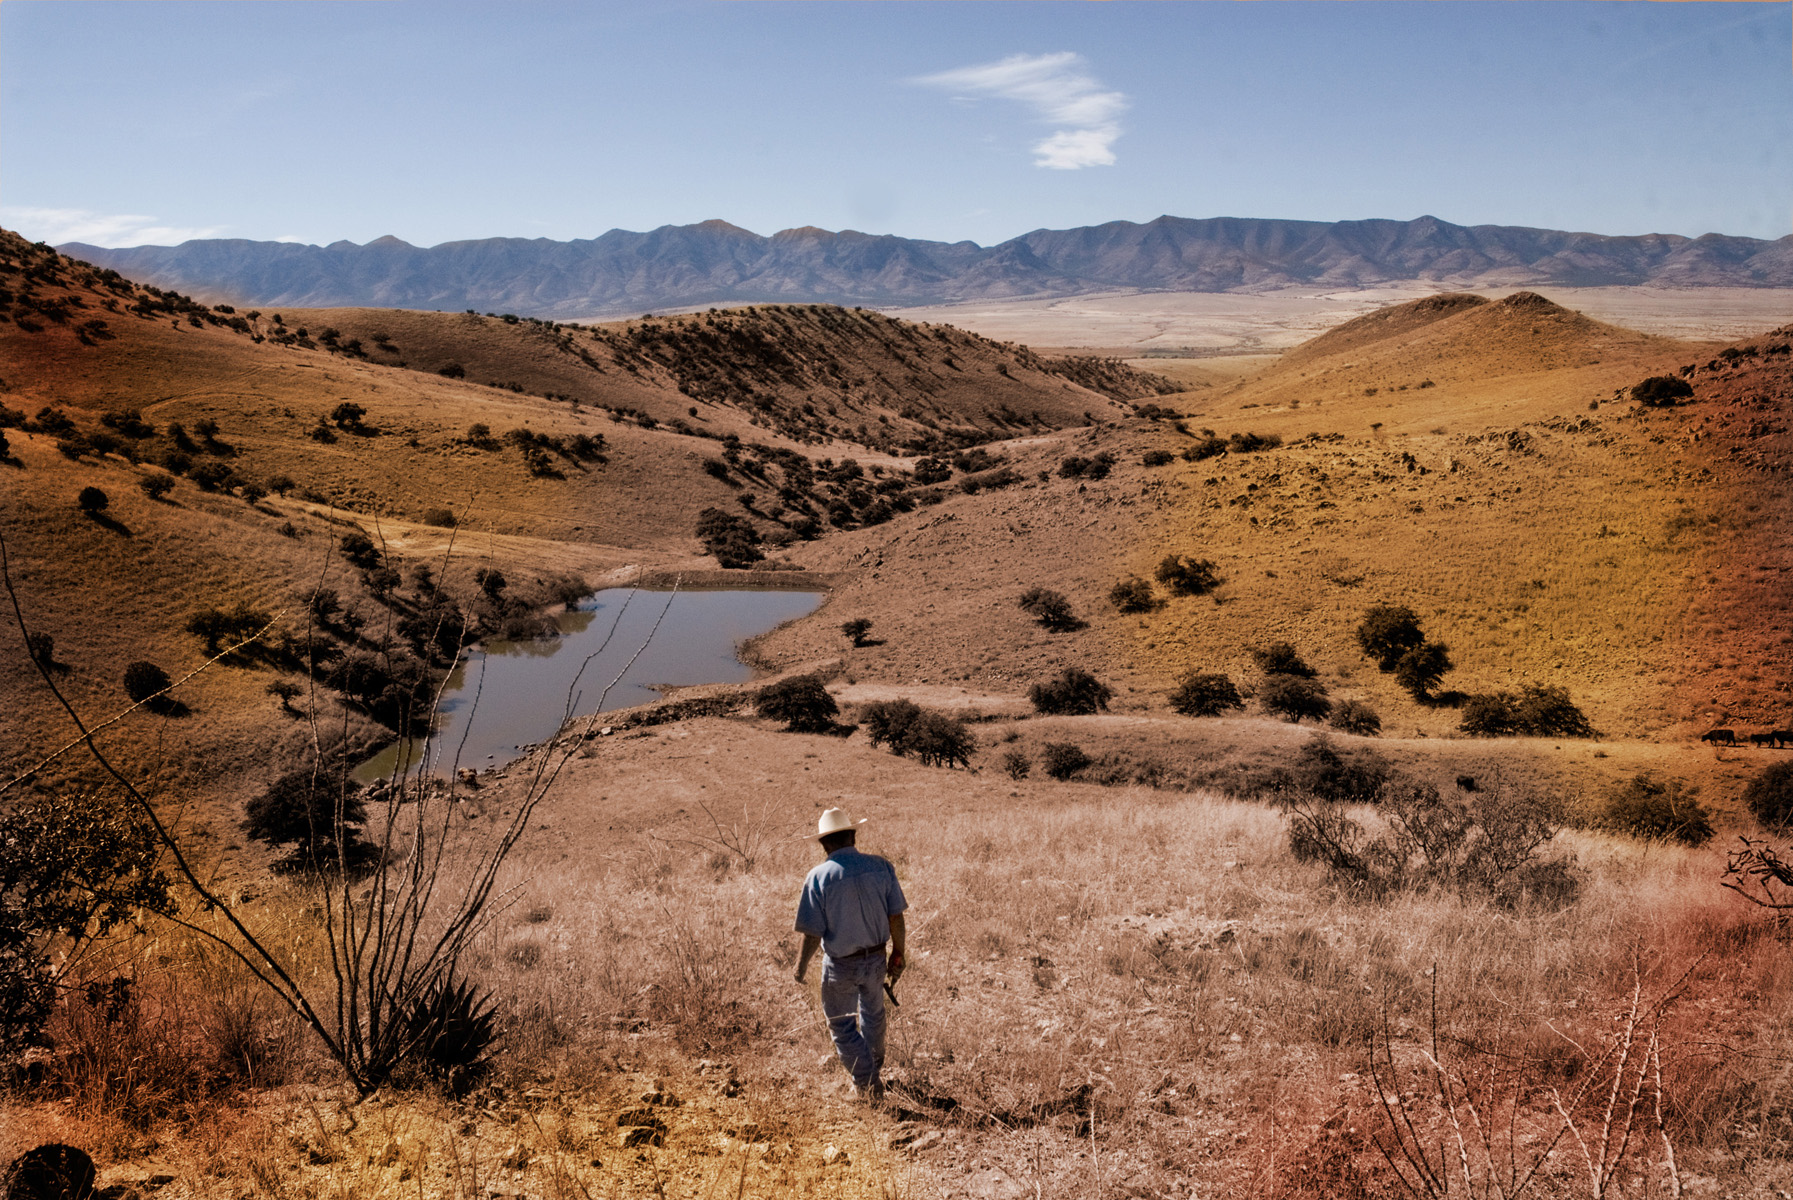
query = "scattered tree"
xmin=421 ymin=507 xmax=457 ymax=528
xmin=122 ymin=660 xmax=171 ymax=704
xmin=756 ymin=674 xmax=838 ymax=733
xmin=267 ymin=678 xmax=303 ymax=713
xmin=474 ymin=568 xmax=507 ymax=601
xmin=1744 ymin=761 xmax=1793 ymax=830
xmin=1041 ymin=742 xmax=1092 ymax=780
xmin=242 ymin=764 xmax=377 ymax=876
xmin=696 ymin=507 xmax=763 ymax=568
xmin=1029 ymin=667 xmax=1112 ymax=715
xmin=1632 ymin=376 xmax=1693 ymax=407
xmin=1459 ymin=685 xmax=1594 ymax=738
xmin=1599 ymin=773 xmax=1713 ymax=846
xmin=1356 ymin=604 xmax=1426 ymax=671
xmin=1155 ymin=554 xmax=1222 ymax=597
xmin=76 ymin=486 xmax=109 ymax=515
xmin=900 ymin=712 xmax=975 ymax=769
xmin=1329 ymin=699 xmax=1382 ymax=737
xmin=1250 ymin=642 xmax=1316 ymax=678
xmin=1259 ymin=675 xmax=1332 ymax=724
xmin=860 ymin=699 xmax=921 ymax=749
xmin=1109 ymin=576 xmax=1157 ymax=613
xmin=1169 ymin=672 xmax=1243 ymax=717
xmin=1000 ymin=749 xmax=1031 ymax=780
xmin=138 ymin=473 xmax=175 ymax=501
xmin=841 ymin=618 xmax=874 ymax=647
xmin=1017 ymin=587 xmax=1080 ymax=631
xmin=340 ymin=531 xmax=380 ymax=569
xmin=1392 ymin=641 xmax=1454 ymax=701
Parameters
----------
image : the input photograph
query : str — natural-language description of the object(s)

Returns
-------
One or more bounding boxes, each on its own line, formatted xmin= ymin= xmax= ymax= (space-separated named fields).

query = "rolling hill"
xmin=58 ymin=214 xmax=1793 ymax=318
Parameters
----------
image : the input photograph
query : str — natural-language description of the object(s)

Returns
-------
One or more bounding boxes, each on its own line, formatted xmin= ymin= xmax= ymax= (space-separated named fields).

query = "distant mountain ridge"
xmin=59 ymin=214 xmax=1793 ymax=318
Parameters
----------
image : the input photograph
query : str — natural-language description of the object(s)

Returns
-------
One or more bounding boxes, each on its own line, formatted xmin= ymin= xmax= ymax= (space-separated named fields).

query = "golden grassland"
xmin=7 ymin=714 xmax=1793 ymax=1196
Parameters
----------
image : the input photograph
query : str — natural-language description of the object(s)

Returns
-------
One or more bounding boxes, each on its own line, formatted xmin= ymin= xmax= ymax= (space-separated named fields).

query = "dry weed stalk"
xmin=1368 ymin=953 xmax=1701 ymax=1200
xmin=2 ymin=527 xmax=676 ymax=1095
xmin=652 ymin=797 xmax=780 ymax=871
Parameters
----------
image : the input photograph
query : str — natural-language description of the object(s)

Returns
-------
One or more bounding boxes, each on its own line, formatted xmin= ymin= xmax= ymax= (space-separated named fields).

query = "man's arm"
xmin=886 ymin=913 xmax=906 ymax=982
xmin=794 ymin=933 xmax=821 ymax=983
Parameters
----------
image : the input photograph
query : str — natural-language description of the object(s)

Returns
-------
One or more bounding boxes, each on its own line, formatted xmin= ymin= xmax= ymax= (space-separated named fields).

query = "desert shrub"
xmin=1598 ymin=773 xmax=1713 ymax=846
xmin=1272 ymin=736 xmax=1391 ymax=804
xmin=1356 ymin=604 xmax=1425 ymax=670
xmin=396 ymin=974 xmax=498 ymax=1095
xmin=1633 ymin=375 xmax=1693 ymax=407
xmin=188 ymin=461 xmax=236 ymax=492
xmin=157 ymin=447 xmax=193 ymax=475
xmin=1182 ymin=436 xmax=1227 ymax=462
xmin=239 ymin=481 xmax=268 ymax=504
xmin=421 ymin=507 xmax=457 ymax=528
xmin=184 ymin=602 xmax=272 ymax=655
xmin=0 ymin=793 xmax=174 ymax=1053
xmin=841 ymin=617 xmax=873 ymax=646
xmin=1155 ymin=554 xmax=1221 ymax=596
xmin=898 ymin=712 xmax=975 ymax=769
xmin=1017 ymin=587 xmax=1080 ymax=631
xmin=1329 ymin=699 xmax=1382 ymax=736
xmin=76 ymin=486 xmax=109 ymax=514
xmin=474 ymin=567 xmax=507 ymax=601
xmin=1228 ymin=431 xmax=1281 ymax=452
xmin=439 ymin=362 xmax=466 ymax=379
xmin=1392 ymin=641 xmax=1453 ymax=700
xmin=1040 ymin=742 xmax=1092 ymax=780
xmin=25 ymin=632 xmax=56 ymax=668
xmin=1000 ymin=749 xmax=1031 ymax=780
xmin=1744 ymin=761 xmax=1793 ymax=829
xmin=1168 ymin=672 xmax=1243 ymax=717
xmin=463 ymin=422 xmax=496 ymax=448
xmin=1058 ymin=453 xmax=1114 ymax=480
xmin=860 ymin=699 xmax=921 ymax=749
xmin=340 ymin=531 xmax=380 ymax=569
xmin=696 ymin=507 xmax=763 ymax=568
xmin=1141 ymin=449 xmax=1176 ymax=467
xmin=1260 ymin=675 xmax=1332 ymax=723
xmin=122 ymin=661 xmax=171 ymax=703
xmin=958 ymin=466 xmax=1021 ymax=493
xmin=1284 ymin=779 xmax=1576 ymax=908
xmin=1460 ymin=685 xmax=1594 ymax=738
xmin=912 ymin=457 xmax=952 ymax=485
xmin=330 ymin=401 xmax=367 ymax=429
xmin=267 ymin=679 xmax=303 ymax=710
xmin=756 ymin=674 xmax=838 ymax=733
xmin=242 ymin=764 xmax=377 ymax=876
xmin=1029 ymin=668 xmax=1112 ymax=715
xmin=1250 ymin=642 xmax=1315 ymax=677
xmin=1108 ymin=576 xmax=1156 ymax=612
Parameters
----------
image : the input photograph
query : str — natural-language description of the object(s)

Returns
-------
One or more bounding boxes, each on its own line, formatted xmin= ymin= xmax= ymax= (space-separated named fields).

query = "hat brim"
xmin=807 ymin=817 xmax=868 ymax=840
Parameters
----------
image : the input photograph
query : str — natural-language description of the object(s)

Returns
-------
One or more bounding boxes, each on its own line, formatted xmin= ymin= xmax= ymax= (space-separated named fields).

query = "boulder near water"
xmin=1 ymin=1144 xmax=96 ymax=1200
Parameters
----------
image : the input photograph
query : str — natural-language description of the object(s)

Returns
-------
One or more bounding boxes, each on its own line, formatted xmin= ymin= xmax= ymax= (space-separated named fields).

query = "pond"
xmin=356 ymin=586 xmax=825 ymax=780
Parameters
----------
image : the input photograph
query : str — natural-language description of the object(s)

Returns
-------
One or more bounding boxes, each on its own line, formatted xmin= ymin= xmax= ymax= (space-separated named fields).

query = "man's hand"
xmin=794 ymin=933 xmax=820 ymax=985
xmin=886 ymin=950 xmax=905 ymax=985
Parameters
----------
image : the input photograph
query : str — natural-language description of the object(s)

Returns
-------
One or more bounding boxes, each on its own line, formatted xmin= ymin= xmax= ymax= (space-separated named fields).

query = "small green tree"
xmin=1393 ymin=641 xmax=1453 ymax=700
xmin=860 ymin=699 xmax=921 ymax=749
xmin=77 ymin=486 xmax=109 ymax=515
xmin=899 ymin=712 xmax=975 ymax=769
xmin=1744 ymin=761 xmax=1793 ymax=830
xmin=1599 ymin=773 xmax=1713 ymax=846
xmin=138 ymin=473 xmax=175 ymax=501
xmin=331 ymin=402 xmax=367 ymax=429
xmin=1260 ymin=675 xmax=1332 ymax=724
xmin=1356 ymin=604 xmax=1426 ymax=671
xmin=1632 ymin=376 xmax=1693 ymax=407
xmin=841 ymin=618 xmax=874 ymax=647
xmin=122 ymin=660 xmax=171 ymax=703
xmin=1030 ymin=668 xmax=1113 ymax=715
xmin=1155 ymin=554 xmax=1221 ymax=596
xmin=1109 ymin=576 xmax=1157 ymax=613
xmin=1169 ymin=672 xmax=1243 ymax=717
xmin=1041 ymin=743 xmax=1091 ymax=780
xmin=1329 ymin=699 xmax=1382 ymax=737
xmin=340 ymin=531 xmax=380 ymax=569
xmin=757 ymin=674 xmax=838 ymax=733
xmin=1250 ymin=642 xmax=1316 ymax=678
xmin=267 ymin=678 xmax=303 ymax=712
xmin=1018 ymin=587 xmax=1080 ymax=631
xmin=242 ymin=765 xmax=377 ymax=876
xmin=1000 ymin=749 xmax=1031 ymax=780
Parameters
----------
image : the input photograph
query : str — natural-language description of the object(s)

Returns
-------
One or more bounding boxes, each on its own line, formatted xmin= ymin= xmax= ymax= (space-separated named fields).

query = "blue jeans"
xmin=820 ymin=950 xmax=887 ymax=1088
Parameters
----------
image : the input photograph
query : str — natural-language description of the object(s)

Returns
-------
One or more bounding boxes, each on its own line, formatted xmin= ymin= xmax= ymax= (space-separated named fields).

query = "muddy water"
xmin=356 ymin=587 xmax=824 ymax=780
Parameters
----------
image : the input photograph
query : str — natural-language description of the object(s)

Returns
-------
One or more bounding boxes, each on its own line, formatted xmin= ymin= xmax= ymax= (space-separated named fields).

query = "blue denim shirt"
xmin=794 ymin=847 xmax=907 ymax=959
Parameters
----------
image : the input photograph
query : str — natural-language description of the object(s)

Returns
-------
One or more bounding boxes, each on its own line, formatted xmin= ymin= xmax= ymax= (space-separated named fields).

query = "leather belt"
xmin=829 ymin=943 xmax=886 ymax=961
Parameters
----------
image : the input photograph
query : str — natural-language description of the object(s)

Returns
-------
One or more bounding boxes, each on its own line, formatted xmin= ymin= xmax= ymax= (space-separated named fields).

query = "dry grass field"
xmin=5 ymin=229 xmax=1793 ymax=1197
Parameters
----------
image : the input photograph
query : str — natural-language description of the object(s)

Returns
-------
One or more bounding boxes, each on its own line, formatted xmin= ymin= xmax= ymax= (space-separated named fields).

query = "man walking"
xmin=793 ymin=808 xmax=907 ymax=1101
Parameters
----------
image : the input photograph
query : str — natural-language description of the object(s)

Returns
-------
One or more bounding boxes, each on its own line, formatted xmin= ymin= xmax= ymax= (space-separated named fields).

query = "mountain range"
xmin=59 ymin=214 xmax=1793 ymax=319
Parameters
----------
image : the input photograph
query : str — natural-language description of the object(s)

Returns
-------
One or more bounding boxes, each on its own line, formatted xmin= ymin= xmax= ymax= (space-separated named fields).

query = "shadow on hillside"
xmin=85 ymin=512 xmax=132 ymax=537
xmin=145 ymin=696 xmax=191 ymax=718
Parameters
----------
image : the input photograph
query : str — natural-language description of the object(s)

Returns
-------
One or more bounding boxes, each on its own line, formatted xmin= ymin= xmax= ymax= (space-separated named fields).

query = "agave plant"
xmin=399 ymin=973 xmax=499 ymax=1095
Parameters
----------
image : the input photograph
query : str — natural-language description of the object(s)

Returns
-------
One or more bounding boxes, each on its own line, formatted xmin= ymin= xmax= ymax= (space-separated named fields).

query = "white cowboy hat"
xmin=816 ymin=808 xmax=867 ymax=839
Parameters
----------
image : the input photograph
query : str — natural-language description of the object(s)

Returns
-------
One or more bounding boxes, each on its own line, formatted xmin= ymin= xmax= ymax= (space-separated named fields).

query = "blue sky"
xmin=2 ymin=2 xmax=1787 ymax=249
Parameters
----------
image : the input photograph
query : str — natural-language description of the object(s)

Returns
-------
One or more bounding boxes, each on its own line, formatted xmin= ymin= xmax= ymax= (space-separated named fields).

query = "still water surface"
xmin=357 ymin=587 xmax=824 ymax=780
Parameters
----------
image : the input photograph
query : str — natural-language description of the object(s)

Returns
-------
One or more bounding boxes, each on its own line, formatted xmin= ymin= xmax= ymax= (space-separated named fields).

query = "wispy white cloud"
xmin=914 ymin=52 xmax=1126 ymax=170
xmin=0 ymin=207 xmax=226 ymax=247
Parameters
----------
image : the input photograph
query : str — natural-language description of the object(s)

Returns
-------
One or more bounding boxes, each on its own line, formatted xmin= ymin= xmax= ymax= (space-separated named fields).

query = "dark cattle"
xmin=1750 ymin=732 xmax=1775 ymax=747
xmin=1772 ymin=730 xmax=1793 ymax=749
xmin=1701 ymin=728 xmax=1737 ymax=746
